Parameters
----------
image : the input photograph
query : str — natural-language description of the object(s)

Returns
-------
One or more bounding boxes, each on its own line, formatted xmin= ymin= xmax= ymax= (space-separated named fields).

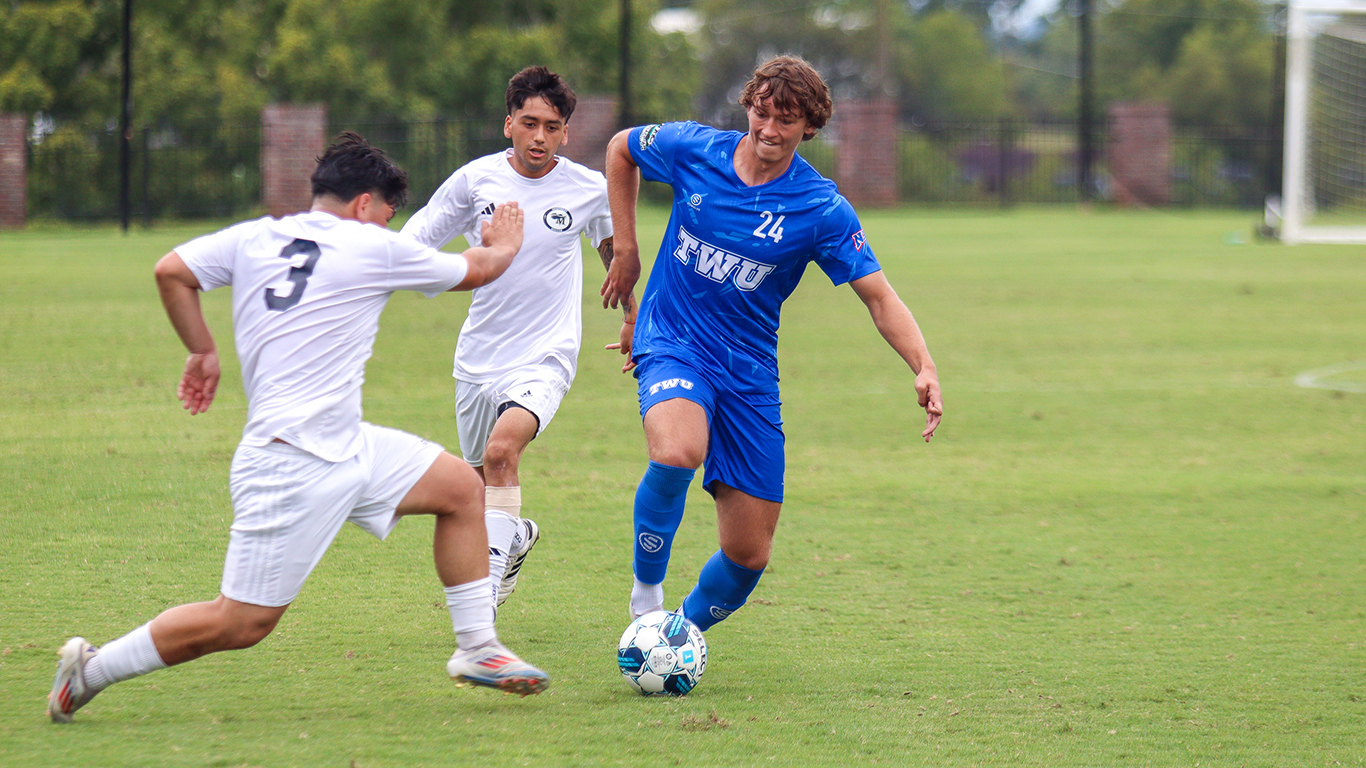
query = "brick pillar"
xmin=1109 ymin=103 xmax=1171 ymax=207
xmin=559 ymin=95 xmax=617 ymax=173
xmin=262 ymin=104 xmax=327 ymax=218
xmin=834 ymin=99 xmax=898 ymax=207
xmin=0 ymin=114 xmax=26 ymax=228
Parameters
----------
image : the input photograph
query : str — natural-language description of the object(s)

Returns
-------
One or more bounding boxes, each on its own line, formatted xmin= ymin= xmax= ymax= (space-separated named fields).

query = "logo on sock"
xmin=709 ymin=606 xmax=733 ymax=621
xmin=638 ymin=532 xmax=665 ymax=553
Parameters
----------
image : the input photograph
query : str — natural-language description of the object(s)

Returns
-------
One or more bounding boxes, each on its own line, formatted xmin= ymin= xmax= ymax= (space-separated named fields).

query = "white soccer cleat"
xmin=496 ymin=518 xmax=540 ymax=607
xmin=48 ymin=637 xmax=99 ymax=723
xmin=446 ymin=642 xmax=548 ymax=696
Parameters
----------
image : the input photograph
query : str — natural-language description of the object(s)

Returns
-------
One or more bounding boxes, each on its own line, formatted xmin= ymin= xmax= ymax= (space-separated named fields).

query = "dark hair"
xmin=738 ymin=55 xmax=834 ymax=139
xmin=506 ymin=66 xmax=577 ymax=122
xmin=310 ymin=131 xmax=409 ymax=209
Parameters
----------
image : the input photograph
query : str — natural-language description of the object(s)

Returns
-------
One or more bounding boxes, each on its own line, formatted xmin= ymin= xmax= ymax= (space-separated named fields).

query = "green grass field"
xmin=2 ymin=207 xmax=1364 ymax=766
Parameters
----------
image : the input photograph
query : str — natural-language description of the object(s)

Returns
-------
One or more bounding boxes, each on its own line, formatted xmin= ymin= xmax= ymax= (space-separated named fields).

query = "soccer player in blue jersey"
xmin=603 ymin=55 xmax=943 ymax=630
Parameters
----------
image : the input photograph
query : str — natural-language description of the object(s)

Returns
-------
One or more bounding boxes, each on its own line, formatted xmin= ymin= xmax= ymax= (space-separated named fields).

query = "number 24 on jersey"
xmin=753 ymin=211 xmax=785 ymax=243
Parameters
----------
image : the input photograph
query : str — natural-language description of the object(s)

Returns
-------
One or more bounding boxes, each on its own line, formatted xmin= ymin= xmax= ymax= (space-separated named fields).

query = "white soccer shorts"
xmin=454 ymin=364 xmax=570 ymax=467
xmin=220 ymin=423 xmax=444 ymax=607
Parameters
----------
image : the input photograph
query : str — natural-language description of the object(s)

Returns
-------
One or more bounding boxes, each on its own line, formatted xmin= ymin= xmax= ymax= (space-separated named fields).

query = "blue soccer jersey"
xmin=628 ymin=121 xmax=881 ymax=394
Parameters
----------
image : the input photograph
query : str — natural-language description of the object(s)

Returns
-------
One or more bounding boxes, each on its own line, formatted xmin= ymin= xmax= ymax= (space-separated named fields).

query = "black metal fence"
xmin=28 ymin=121 xmax=262 ymax=222
xmin=24 ymin=116 xmax=1281 ymax=222
xmin=326 ymin=117 xmax=513 ymax=210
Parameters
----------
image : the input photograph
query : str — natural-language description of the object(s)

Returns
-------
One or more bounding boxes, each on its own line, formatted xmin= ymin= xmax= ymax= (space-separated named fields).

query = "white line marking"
xmin=1294 ymin=361 xmax=1366 ymax=393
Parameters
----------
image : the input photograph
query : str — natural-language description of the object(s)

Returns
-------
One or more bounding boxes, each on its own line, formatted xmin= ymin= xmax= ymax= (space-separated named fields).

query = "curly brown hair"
xmin=737 ymin=56 xmax=833 ymax=140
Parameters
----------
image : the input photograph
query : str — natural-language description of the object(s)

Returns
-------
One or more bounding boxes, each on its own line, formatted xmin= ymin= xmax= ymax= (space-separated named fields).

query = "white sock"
xmin=485 ymin=487 xmax=522 ymax=603
xmin=630 ymin=577 xmax=665 ymax=618
xmin=446 ymin=578 xmax=497 ymax=650
xmin=84 ymin=623 xmax=167 ymax=691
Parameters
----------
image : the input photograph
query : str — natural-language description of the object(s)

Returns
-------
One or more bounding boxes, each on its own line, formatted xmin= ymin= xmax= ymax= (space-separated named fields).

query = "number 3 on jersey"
xmin=753 ymin=211 xmax=785 ymax=243
xmin=264 ymin=238 xmax=321 ymax=311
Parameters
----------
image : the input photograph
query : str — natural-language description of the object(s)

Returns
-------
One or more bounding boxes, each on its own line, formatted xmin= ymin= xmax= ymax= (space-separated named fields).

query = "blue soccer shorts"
xmin=635 ymin=353 xmax=785 ymax=503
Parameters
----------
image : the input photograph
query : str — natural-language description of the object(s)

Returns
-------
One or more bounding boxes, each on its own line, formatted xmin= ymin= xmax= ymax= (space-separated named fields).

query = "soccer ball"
xmin=617 ymin=610 xmax=707 ymax=696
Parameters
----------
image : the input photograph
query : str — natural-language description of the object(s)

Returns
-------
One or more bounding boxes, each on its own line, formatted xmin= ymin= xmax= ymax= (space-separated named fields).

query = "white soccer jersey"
xmin=176 ymin=211 xmax=469 ymax=462
xmin=402 ymin=150 xmax=613 ymax=385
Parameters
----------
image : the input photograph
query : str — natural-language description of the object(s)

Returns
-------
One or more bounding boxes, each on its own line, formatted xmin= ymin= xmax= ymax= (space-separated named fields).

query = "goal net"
xmin=1282 ymin=1 xmax=1366 ymax=243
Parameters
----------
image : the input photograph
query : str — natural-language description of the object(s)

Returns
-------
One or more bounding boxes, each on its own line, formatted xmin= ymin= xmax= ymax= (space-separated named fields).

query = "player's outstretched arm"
xmin=602 ymin=130 xmax=642 ymax=309
xmin=452 ymin=202 xmax=524 ymax=290
xmin=154 ymin=251 xmax=220 ymax=415
xmin=850 ymin=271 xmax=942 ymax=441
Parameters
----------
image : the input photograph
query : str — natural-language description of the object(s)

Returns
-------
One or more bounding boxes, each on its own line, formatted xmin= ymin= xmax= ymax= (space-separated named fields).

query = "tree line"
xmin=0 ymin=0 xmax=1280 ymax=130
xmin=2 ymin=0 xmax=1283 ymax=218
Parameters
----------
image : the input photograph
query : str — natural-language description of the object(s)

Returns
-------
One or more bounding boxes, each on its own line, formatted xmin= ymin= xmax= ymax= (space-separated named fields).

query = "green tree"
xmin=901 ymin=10 xmax=1016 ymax=120
xmin=1097 ymin=0 xmax=1273 ymax=125
xmin=0 ymin=0 xmax=116 ymax=118
xmin=1000 ymin=5 xmax=1079 ymax=121
xmin=689 ymin=0 xmax=1017 ymax=124
xmin=1005 ymin=0 xmax=1275 ymax=126
xmin=4 ymin=0 xmax=700 ymax=218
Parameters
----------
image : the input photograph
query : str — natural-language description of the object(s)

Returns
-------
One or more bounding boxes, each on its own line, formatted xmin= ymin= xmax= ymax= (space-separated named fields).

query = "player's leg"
xmin=630 ymin=396 xmax=710 ymax=619
xmin=51 ymin=441 xmax=363 ymax=722
xmin=678 ymin=389 xmax=784 ymax=630
xmin=461 ymin=370 xmax=567 ymax=608
xmin=393 ymin=449 xmax=490 ymax=587
xmin=484 ymin=370 xmax=567 ymax=607
xmin=455 ymin=380 xmax=518 ymax=605
xmin=147 ymin=597 xmax=288 ymax=664
xmin=482 ymin=406 xmax=538 ymax=487
xmin=375 ymin=426 xmax=547 ymax=694
xmin=680 ymin=485 xmax=778 ymax=630
xmin=482 ymin=406 xmax=539 ymax=606
xmin=49 ymin=597 xmax=287 ymax=723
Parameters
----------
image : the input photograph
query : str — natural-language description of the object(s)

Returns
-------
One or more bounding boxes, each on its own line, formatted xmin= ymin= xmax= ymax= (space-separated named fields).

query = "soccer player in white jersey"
xmin=48 ymin=133 xmax=548 ymax=724
xmin=403 ymin=66 xmax=622 ymax=613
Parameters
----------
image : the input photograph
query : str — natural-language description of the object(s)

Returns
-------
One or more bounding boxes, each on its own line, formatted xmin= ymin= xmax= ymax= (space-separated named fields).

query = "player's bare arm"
xmin=154 ymin=251 xmax=220 ymax=416
xmin=602 ymin=130 xmax=642 ymax=309
xmin=850 ymin=271 xmax=942 ymax=441
xmin=452 ymin=201 xmax=524 ymax=290
xmin=598 ymin=235 xmax=639 ymax=372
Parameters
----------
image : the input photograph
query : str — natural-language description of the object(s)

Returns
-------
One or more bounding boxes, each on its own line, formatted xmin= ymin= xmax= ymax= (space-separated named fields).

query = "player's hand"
xmin=601 ymin=241 xmax=640 ymax=309
xmin=916 ymin=368 xmax=942 ymax=442
xmin=178 ymin=350 xmax=221 ymax=415
xmin=605 ymin=322 xmax=636 ymax=373
xmin=480 ymin=202 xmax=524 ymax=258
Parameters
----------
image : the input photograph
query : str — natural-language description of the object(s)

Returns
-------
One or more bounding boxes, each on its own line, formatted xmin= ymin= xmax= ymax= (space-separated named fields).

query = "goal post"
xmin=1282 ymin=0 xmax=1366 ymax=243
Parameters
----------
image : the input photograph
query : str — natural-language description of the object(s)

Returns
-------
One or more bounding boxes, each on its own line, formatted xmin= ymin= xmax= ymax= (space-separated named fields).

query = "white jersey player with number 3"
xmin=47 ymin=134 xmax=550 ymax=726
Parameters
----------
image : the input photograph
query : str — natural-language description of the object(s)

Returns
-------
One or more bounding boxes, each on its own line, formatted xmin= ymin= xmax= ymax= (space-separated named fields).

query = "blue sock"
xmin=681 ymin=550 xmax=764 ymax=631
xmin=633 ymin=461 xmax=694 ymax=586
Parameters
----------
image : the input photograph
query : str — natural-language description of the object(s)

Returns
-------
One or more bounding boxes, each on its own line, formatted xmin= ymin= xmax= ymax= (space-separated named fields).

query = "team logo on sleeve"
xmin=543 ymin=207 xmax=573 ymax=232
xmin=639 ymin=124 xmax=662 ymax=150
xmin=851 ymin=229 xmax=867 ymax=251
